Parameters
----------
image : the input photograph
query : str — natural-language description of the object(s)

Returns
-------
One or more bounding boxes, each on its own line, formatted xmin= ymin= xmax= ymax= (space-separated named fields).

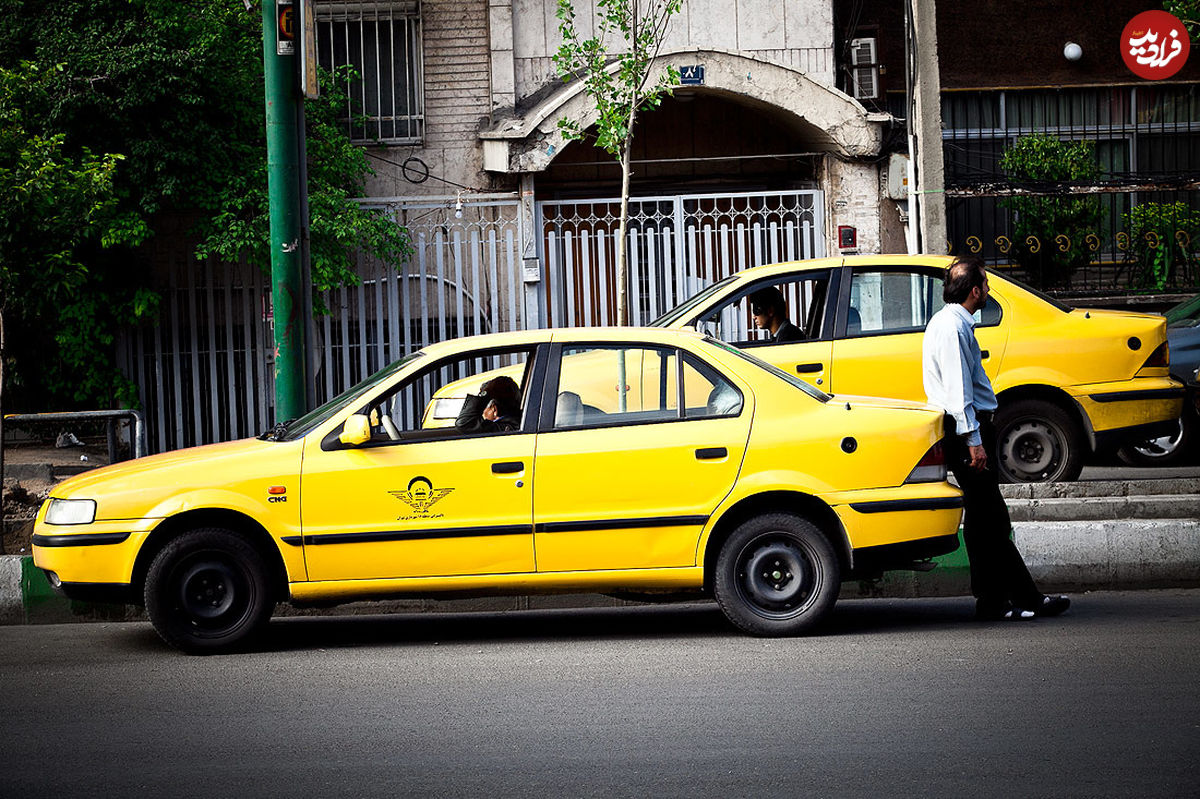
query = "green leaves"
xmin=1 ymin=1 xmax=411 ymax=410
xmin=552 ymin=0 xmax=682 ymax=159
xmin=999 ymin=134 xmax=1102 ymax=288
xmin=1123 ymin=201 xmax=1200 ymax=290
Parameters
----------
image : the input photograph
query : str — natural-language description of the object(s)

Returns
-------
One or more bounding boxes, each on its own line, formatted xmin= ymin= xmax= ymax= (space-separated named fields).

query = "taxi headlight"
xmin=45 ymin=498 xmax=97 ymax=525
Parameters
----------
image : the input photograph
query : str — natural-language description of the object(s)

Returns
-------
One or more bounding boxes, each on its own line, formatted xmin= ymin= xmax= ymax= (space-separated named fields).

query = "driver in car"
xmin=455 ymin=375 xmax=522 ymax=433
xmin=749 ymin=287 xmax=805 ymax=343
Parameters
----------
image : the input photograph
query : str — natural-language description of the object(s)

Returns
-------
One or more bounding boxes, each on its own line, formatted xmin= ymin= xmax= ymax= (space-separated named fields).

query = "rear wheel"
xmin=995 ymin=399 xmax=1084 ymax=483
xmin=144 ymin=528 xmax=274 ymax=654
xmin=713 ymin=514 xmax=840 ymax=636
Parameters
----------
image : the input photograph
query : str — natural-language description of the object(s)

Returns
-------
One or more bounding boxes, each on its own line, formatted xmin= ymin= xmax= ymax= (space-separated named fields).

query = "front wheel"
xmin=995 ymin=399 xmax=1084 ymax=483
xmin=713 ymin=514 xmax=840 ymax=636
xmin=144 ymin=528 xmax=274 ymax=654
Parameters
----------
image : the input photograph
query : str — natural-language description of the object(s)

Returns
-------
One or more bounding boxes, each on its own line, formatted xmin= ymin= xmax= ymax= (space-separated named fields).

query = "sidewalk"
xmin=3 ymin=478 xmax=1197 ymax=625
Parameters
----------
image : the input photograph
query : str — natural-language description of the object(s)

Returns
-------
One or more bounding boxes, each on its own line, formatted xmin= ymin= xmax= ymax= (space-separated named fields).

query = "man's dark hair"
xmin=749 ymin=286 xmax=787 ymax=316
xmin=943 ymin=256 xmax=987 ymax=304
xmin=481 ymin=375 xmax=521 ymax=413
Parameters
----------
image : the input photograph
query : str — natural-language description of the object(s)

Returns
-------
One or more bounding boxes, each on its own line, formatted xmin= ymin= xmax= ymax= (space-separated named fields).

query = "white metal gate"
xmin=538 ymin=190 xmax=825 ymax=327
xmin=118 ymin=195 xmax=525 ymax=453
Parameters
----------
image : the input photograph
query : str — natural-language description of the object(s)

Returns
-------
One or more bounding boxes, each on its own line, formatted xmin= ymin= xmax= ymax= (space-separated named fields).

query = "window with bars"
xmin=315 ymin=1 xmax=424 ymax=144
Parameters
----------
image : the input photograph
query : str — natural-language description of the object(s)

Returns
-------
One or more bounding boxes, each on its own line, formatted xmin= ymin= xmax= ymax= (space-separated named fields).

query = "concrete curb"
xmin=5 ymin=516 xmax=1198 ymax=624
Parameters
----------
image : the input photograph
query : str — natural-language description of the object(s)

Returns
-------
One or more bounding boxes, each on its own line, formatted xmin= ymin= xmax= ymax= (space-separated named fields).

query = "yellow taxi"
xmin=652 ymin=255 xmax=1184 ymax=482
xmin=34 ymin=328 xmax=961 ymax=653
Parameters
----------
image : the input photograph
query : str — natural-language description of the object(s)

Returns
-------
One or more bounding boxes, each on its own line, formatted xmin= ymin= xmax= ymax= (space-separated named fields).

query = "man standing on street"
xmin=923 ymin=256 xmax=1071 ymax=621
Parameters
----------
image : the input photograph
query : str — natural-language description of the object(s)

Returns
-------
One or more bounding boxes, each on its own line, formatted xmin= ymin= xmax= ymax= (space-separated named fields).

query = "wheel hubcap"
xmin=1133 ymin=420 xmax=1184 ymax=457
xmin=1001 ymin=420 xmax=1061 ymax=479
xmin=736 ymin=536 xmax=818 ymax=619
xmin=177 ymin=559 xmax=241 ymax=622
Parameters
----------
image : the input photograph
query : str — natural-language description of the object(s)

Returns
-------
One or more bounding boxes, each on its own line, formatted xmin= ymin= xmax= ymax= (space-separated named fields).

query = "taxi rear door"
xmin=531 ymin=342 xmax=752 ymax=573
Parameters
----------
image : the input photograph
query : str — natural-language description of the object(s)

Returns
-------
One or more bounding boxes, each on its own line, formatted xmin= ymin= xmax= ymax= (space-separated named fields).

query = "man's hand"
xmin=482 ymin=400 xmax=499 ymax=421
xmin=968 ymin=443 xmax=987 ymax=471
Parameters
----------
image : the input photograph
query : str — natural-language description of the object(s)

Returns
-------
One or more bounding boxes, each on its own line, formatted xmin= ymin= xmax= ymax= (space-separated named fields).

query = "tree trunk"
xmin=615 ymin=109 xmax=637 ymax=327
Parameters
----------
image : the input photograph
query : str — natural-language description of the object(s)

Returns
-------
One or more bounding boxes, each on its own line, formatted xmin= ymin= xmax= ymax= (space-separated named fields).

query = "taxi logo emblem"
xmin=390 ymin=476 xmax=454 ymax=519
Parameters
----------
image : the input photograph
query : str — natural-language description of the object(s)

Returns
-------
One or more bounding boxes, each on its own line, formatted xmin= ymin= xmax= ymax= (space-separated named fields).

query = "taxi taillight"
xmin=905 ymin=440 xmax=947 ymax=483
xmin=1141 ymin=342 xmax=1169 ymax=369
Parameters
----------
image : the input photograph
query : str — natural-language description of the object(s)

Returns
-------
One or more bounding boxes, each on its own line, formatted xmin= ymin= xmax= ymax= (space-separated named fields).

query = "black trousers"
xmin=943 ymin=415 xmax=1042 ymax=611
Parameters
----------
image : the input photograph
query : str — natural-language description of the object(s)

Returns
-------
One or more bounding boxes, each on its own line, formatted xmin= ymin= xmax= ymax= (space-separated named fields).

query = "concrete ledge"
xmin=1018 ymin=520 xmax=1200 ymax=591
xmin=1001 ymin=478 xmax=1200 ymax=499
xmin=1009 ymin=495 xmax=1200 ymax=522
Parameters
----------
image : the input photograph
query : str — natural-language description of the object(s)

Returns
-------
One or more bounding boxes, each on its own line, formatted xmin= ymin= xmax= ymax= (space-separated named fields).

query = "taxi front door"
xmin=298 ymin=433 xmax=535 ymax=582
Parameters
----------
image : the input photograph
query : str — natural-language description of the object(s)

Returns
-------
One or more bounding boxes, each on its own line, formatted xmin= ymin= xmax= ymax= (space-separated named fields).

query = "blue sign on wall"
xmin=680 ymin=65 xmax=705 ymax=86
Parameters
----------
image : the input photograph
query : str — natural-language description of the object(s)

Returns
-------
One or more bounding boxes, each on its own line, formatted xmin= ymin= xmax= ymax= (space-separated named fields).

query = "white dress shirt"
xmin=922 ymin=303 xmax=997 ymax=447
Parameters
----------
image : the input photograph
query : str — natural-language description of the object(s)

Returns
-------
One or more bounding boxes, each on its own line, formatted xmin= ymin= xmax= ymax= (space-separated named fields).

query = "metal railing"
xmin=3 ymin=410 xmax=149 ymax=462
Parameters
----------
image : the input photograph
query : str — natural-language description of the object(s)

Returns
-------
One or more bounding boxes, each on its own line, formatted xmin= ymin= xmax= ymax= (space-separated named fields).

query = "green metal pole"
xmin=261 ymin=0 xmax=306 ymax=423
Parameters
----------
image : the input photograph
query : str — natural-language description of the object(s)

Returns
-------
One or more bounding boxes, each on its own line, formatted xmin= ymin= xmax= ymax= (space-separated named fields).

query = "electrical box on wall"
xmin=838 ymin=225 xmax=857 ymax=250
xmin=886 ymin=153 xmax=910 ymax=200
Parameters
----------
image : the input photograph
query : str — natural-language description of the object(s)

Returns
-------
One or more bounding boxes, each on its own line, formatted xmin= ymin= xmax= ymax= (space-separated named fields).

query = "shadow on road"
xmin=224 ymin=595 xmax=981 ymax=653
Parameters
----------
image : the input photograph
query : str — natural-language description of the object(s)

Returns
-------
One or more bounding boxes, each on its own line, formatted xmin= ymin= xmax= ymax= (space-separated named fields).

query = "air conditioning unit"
xmin=850 ymin=37 xmax=877 ymax=67
xmin=849 ymin=37 xmax=879 ymax=100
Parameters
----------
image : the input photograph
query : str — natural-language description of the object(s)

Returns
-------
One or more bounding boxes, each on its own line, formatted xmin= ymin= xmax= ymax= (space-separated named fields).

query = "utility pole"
xmin=905 ymin=0 xmax=948 ymax=254
xmin=261 ymin=0 xmax=306 ymax=423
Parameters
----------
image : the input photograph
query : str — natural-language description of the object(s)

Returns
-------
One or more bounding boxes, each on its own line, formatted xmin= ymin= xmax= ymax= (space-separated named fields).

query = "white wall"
xmin=510 ymin=0 xmax=835 ymax=102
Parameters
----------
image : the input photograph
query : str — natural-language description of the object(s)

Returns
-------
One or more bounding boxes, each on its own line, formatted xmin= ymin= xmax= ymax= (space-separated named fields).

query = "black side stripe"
xmin=32 ymin=532 xmax=131 ymax=548
xmin=297 ymin=525 xmax=532 ymax=546
xmin=286 ymin=515 xmax=712 ymax=546
xmin=1089 ymin=387 xmax=1185 ymax=403
xmin=536 ymin=516 xmax=709 ymax=533
xmin=849 ymin=497 xmax=963 ymax=514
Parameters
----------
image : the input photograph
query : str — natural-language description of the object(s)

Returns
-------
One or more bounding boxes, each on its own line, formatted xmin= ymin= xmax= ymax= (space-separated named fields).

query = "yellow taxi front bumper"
xmin=32 ymin=518 xmax=154 ymax=589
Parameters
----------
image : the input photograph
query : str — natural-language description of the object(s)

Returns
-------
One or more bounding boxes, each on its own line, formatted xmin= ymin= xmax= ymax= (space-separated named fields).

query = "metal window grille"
xmin=940 ymin=85 xmax=1200 ymax=294
xmin=315 ymin=1 xmax=424 ymax=144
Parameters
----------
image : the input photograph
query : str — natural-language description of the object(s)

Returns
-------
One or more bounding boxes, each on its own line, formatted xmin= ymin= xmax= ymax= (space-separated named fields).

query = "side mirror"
xmin=338 ymin=414 xmax=372 ymax=446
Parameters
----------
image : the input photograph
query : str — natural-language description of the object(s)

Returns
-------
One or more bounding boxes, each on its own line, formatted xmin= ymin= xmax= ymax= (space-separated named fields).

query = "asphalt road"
xmin=1 ymin=590 xmax=1197 ymax=798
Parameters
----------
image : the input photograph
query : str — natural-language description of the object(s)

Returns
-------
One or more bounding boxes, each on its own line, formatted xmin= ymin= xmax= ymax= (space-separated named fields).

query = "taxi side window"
xmin=683 ymin=354 xmax=743 ymax=418
xmin=553 ymin=346 xmax=675 ymax=428
xmin=697 ymin=273 xmax=831 ymax=345
xmin=365 ymin=347 xmax=533 ymax=439
xmin=552 ymin=346 xmax=741 ymax=429
xmin=846 ymin=269 xmax=1001 ymax=337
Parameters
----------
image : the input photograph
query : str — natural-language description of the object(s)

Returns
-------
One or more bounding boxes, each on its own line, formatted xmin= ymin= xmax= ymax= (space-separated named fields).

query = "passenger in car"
xmin=749 ymin=287 xmax=805 ymax=343
xmin=455 ymin=375 xmax=522 ymax=433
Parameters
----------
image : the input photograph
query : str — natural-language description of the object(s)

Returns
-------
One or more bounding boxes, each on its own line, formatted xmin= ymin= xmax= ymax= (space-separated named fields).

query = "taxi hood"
xmin=50 ymin=437 xmax=297 ymax=500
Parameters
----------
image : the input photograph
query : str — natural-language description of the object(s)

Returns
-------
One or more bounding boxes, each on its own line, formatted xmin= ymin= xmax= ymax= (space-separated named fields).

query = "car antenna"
xmin=845 ymin=401 xmax=851 ymax=410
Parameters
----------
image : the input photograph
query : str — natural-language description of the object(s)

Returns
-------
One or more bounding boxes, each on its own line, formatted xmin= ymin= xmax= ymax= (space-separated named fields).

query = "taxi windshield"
xmin=650 ymin=275 xmax=740 ymax=327
xmin=276 ymin=352 xmax=426 ymax=441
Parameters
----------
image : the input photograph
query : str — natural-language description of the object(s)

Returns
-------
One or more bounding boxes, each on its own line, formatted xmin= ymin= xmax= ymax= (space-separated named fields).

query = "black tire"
xmin=713 ymin=514 xmax=840 ymax=636
xmin=144 ymin=528 xmax=274 ymax=654
xmin=995 ymin=399 xmax=1084 ymax=483
xmin=1118 ymin=411 xmax=1195 ymax=467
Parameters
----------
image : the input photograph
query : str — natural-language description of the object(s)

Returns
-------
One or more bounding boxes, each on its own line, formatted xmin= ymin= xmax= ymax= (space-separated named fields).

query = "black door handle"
xmin=491 ymin=461 xmax=524 ymax=474
xmin=981 ymin=350 xmax=990 ymax=359
xmin=695 ymin=447 xmax=727 ymax=460
xmin=795 ymin=363 xmax=823 ymax=374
